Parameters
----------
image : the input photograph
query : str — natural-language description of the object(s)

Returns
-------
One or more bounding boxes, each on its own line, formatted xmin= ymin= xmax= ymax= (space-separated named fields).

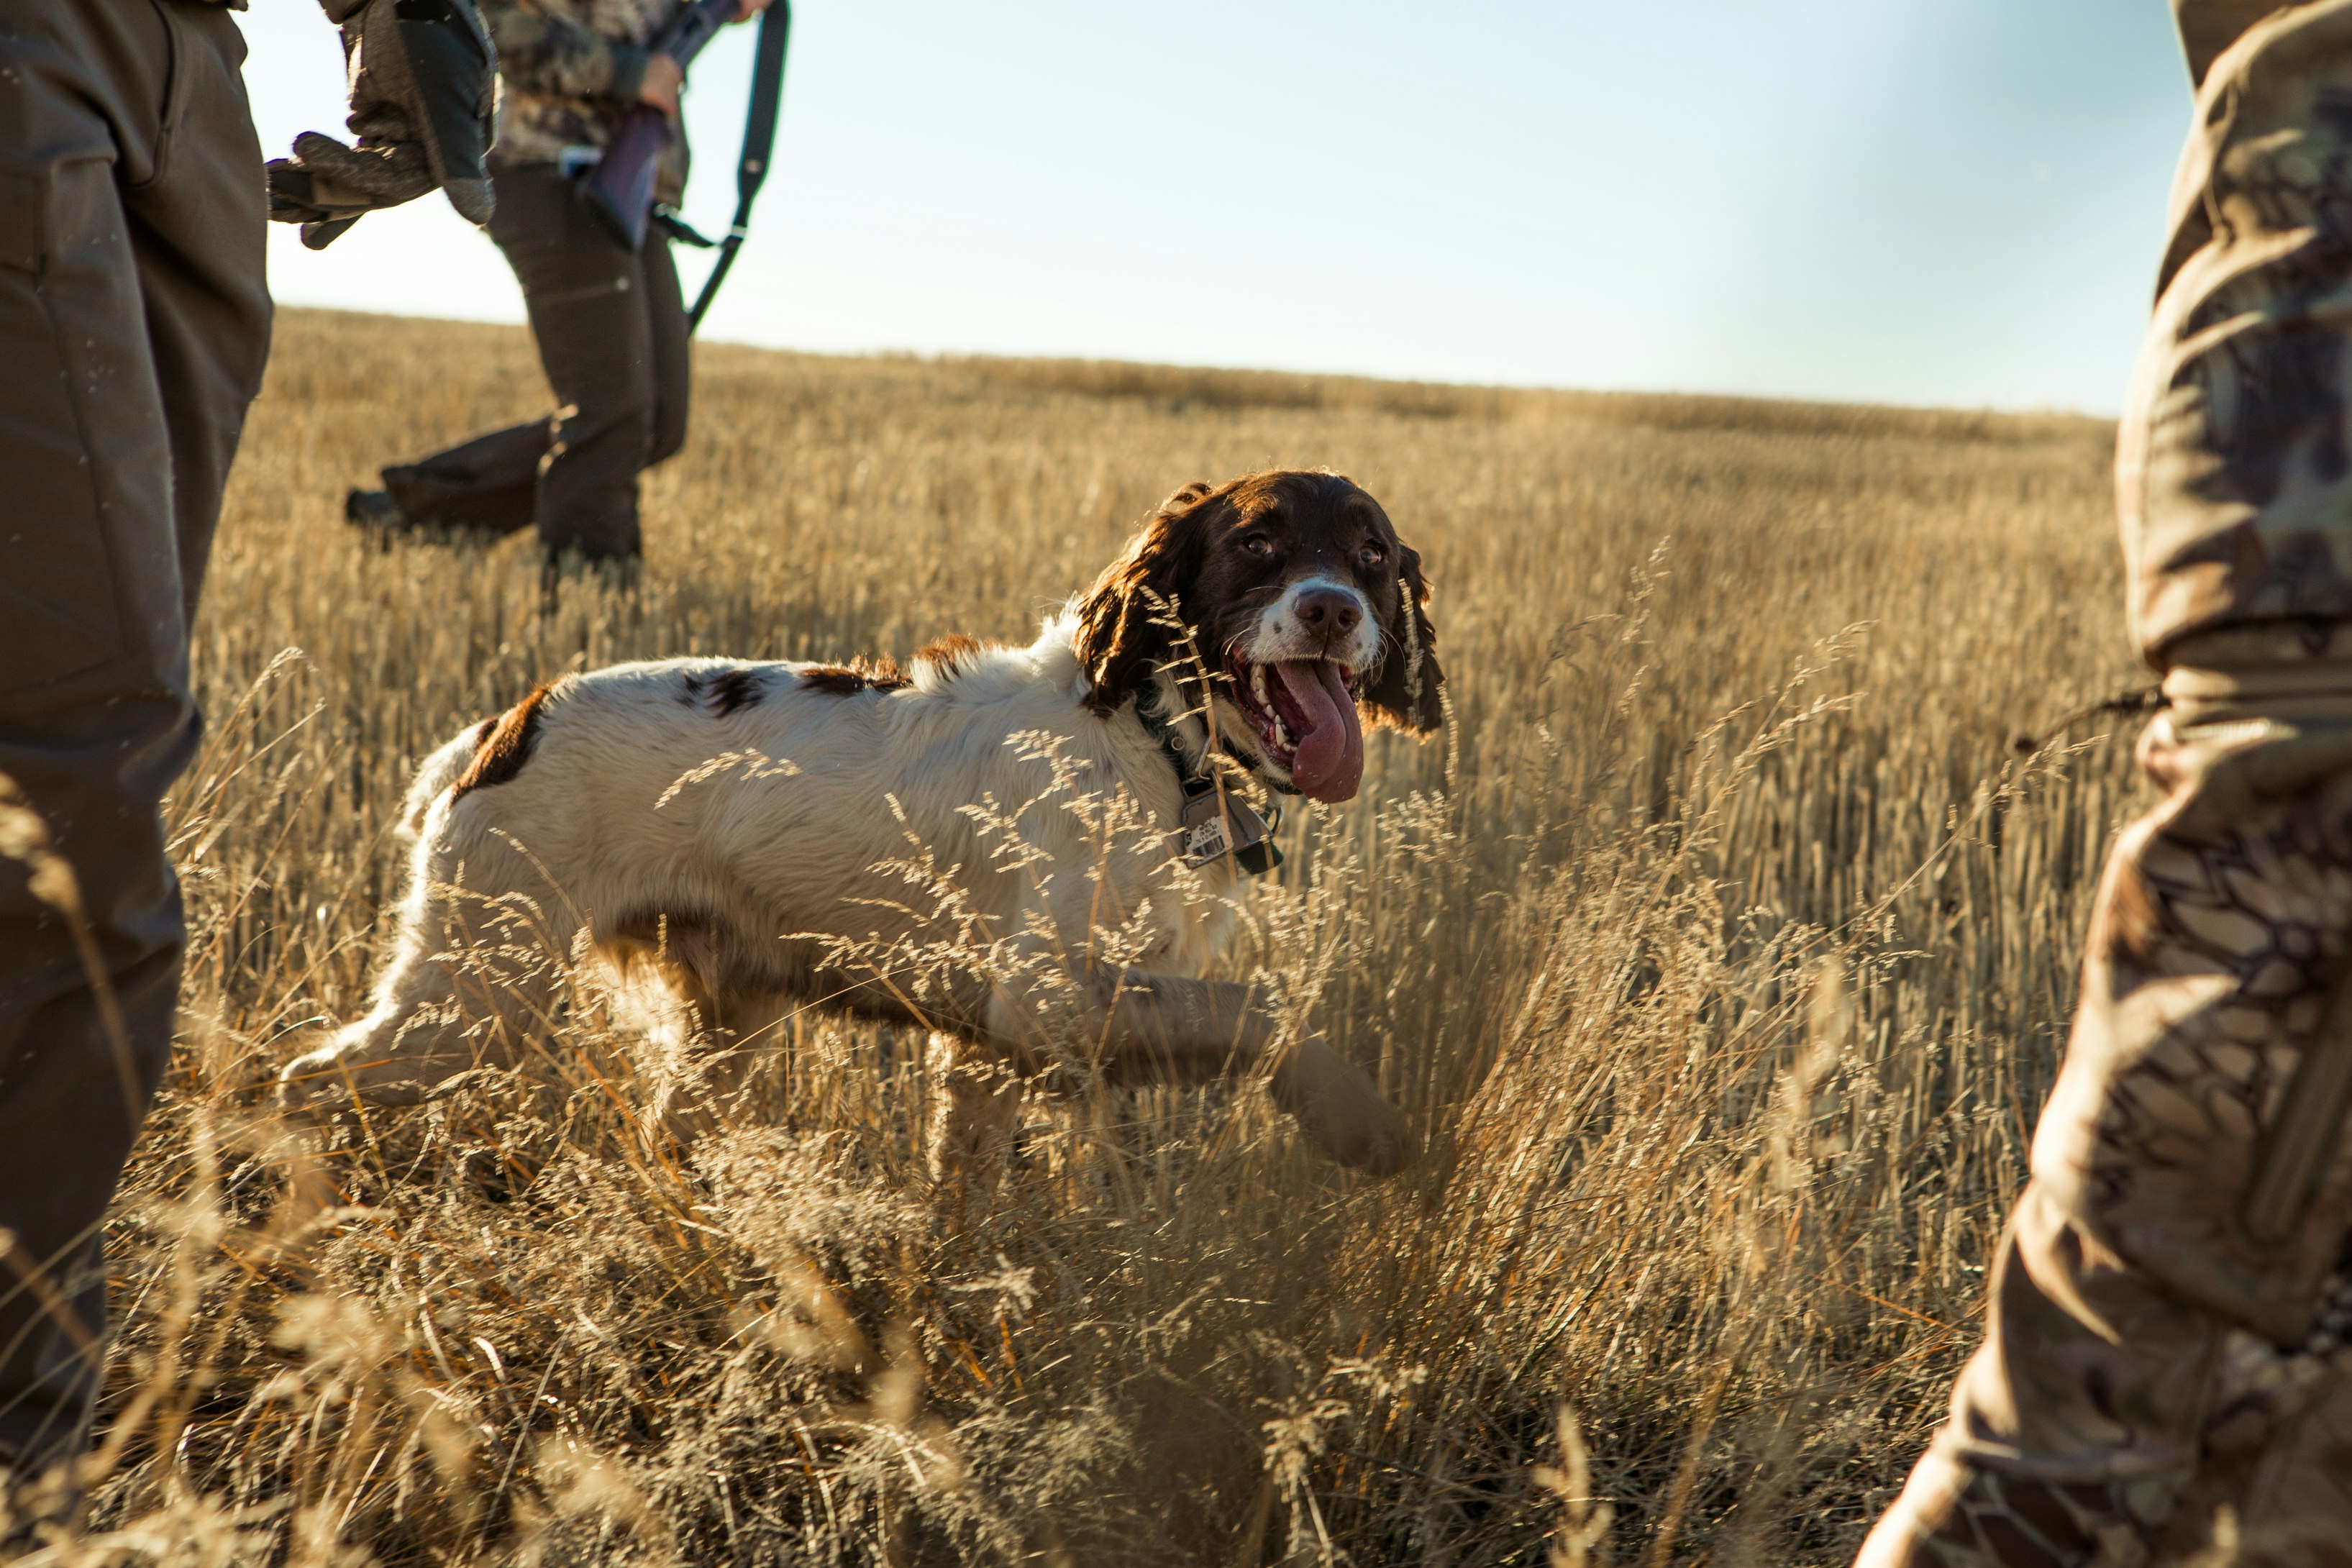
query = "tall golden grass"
xmin=34 ymin=307 xmax=2144 ymax=1564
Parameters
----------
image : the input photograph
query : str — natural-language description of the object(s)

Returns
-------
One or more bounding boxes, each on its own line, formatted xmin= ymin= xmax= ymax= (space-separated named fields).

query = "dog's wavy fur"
xmin=284 ymin=470 xmax=1443 ymax=1178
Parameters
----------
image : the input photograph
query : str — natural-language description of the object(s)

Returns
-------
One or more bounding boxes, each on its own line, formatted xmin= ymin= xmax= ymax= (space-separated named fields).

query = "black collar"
xmin=1134 ymin=682 xmax=1213 ymax=787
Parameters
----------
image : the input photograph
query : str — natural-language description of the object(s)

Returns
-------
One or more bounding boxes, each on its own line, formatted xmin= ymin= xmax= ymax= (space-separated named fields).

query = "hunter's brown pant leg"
xmin=0 ymin=0 xmax=267 ymax=1477
xmin=379 ymin=167 xmax=689 ymax=559
xmin=1860 ymin=4 xmax=2352 ymax=1563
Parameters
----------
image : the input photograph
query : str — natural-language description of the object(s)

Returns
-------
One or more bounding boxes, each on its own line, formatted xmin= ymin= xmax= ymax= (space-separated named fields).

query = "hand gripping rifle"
xmin=581 ymin=0 xmax=791 ymax=334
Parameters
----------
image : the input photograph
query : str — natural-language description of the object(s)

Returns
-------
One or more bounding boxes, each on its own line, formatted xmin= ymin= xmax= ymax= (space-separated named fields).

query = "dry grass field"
xmin=40 ymin=307 xmax=2149 ymax=1565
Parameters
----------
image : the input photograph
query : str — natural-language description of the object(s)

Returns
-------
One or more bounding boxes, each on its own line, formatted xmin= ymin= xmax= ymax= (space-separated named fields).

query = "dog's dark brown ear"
xmin=1075 ymin=482 xmax=1226 ymax=714
xmin=1359 ymin=544 xmax=1445 ymax=735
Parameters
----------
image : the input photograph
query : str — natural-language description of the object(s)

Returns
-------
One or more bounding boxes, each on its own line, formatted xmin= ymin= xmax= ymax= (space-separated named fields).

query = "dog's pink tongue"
xmin=1273 ymin=660 xmax=1364 ymax=802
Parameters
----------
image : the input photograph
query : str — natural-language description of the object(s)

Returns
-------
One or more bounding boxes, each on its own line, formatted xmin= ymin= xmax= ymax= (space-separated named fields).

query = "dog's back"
xmin=285 ymin=627 xmax=1210 ymax=1111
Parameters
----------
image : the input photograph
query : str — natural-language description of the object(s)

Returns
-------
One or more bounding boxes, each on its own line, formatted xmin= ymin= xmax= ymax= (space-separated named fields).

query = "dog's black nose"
xmin=1294 ymin=587 xmax=1362 ymax=637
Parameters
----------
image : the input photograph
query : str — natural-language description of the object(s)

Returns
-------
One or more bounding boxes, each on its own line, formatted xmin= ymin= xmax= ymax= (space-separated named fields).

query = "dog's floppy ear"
xmin=1359 ymin=543 xmax=1445 ymax=735
xmin=1075 ymin=481 xmax=1227 ymax=715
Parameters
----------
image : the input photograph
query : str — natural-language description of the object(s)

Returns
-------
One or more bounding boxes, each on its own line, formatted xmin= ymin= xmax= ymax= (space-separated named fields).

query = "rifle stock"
xmin=580 ymin=0 xmax=742 ymax=250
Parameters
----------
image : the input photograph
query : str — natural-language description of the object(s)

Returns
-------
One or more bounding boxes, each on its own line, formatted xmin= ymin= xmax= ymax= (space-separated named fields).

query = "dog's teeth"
xmin=1252 ymin=665 xmax=1270 ymax=706
xmin=1272 ymin=717 xmax=1288 ymax=749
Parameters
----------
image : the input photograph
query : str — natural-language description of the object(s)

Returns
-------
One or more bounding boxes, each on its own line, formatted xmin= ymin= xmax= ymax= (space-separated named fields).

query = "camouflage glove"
xmin=267 ymin=0 xmax=497 ymax=251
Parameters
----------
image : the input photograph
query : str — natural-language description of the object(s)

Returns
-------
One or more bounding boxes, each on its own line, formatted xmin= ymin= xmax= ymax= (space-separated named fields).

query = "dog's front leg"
xmin=990 ymin=965 xmax=1410 ymax=1177
xmin=924 ymin=1031 xmax=1023 ymax=1188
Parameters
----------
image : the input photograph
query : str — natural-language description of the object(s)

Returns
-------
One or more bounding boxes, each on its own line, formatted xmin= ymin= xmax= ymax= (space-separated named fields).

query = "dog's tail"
xmin=398 ymin=720 xmax=496 ymax=843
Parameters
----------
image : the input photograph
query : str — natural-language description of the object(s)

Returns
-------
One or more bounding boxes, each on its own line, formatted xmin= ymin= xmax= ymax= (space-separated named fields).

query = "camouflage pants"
xmin=1858 ymin=4 xmax=2352 ymax=1564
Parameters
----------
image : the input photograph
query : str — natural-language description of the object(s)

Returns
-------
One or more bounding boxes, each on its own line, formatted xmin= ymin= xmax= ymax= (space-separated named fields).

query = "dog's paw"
xmin=1270 ymin=1039 xmax=1413 ymax=1177
xmin=277 ymin=1040 xmax=430 ymax=1114
xmin=275 ymin=1047 xmax=342 ymax=1113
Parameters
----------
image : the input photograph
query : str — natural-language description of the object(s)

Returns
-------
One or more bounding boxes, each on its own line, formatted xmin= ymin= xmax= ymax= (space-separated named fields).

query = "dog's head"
xmin=1075 ymin=470 xmax=1444 ymax=803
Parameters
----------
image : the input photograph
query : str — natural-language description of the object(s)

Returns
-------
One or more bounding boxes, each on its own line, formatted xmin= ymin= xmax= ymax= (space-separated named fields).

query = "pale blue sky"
xmin=240 ymin=1 xmax=2189 ymax=411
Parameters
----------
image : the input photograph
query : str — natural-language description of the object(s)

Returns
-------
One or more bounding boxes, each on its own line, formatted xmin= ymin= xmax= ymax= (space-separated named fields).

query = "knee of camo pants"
xmin=2038 ymin=714 xmax=2352 ymax=1341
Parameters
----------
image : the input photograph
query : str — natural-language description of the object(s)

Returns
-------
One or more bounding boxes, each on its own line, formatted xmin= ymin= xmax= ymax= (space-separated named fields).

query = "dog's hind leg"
xmin=926 ymin=1032 xmax=1023 ymax=1188
xmin=283 ymin=838 xmax=577 ymax=1113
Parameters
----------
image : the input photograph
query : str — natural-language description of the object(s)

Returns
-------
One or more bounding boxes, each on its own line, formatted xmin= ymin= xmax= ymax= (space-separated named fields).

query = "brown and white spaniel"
xmin=283 ymin=470 xmax=1445 ymax=1177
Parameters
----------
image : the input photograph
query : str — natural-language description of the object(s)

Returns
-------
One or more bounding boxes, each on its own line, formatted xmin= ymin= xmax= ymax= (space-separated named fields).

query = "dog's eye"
xmin=1241 ymin=534 xmax=1276 ymax=557
xmin=1357 ymin=542 xmax=1387 ymax=567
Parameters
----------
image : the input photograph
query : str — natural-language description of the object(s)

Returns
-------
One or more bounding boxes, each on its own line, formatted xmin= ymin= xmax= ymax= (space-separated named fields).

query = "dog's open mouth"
xmin=1223 ymin=655 xmax=1367 ymax=803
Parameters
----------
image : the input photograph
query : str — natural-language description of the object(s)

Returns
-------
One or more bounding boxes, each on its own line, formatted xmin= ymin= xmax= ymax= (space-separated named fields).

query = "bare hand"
xmin=734 ymin=0 xmax=772 ymax=17
xmin=639 ymin=53 xmax=683 ymax=117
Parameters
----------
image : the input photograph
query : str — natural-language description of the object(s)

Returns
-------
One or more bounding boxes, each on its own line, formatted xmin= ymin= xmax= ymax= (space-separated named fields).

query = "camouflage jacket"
xmin=480 ymin=0 xmax=690 ymax=204
xmin=2123 ymin=1 xmax=2352 ymax=673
